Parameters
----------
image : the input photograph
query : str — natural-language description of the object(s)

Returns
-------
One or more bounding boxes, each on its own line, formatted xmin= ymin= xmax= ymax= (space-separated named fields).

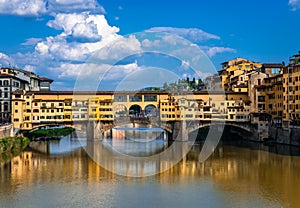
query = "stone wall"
xmin=0 ymin=124 xmax=13 ymax=139
xmin=269 ymin=126 xmax=300 ymax=146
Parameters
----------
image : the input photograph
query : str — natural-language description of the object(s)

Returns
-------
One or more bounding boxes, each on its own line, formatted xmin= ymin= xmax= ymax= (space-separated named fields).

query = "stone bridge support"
xmin=172 ymin=121 xmax=189 ymax=142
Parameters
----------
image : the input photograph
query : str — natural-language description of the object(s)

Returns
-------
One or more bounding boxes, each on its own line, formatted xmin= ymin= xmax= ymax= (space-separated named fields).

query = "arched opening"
xmin=189 ymin=124 xmax=252 ymax=142
xmin=144 ymin=104 xmax=157 ymax=117
xmin=129 ymin=105 xmax=142 ymax=117
xmin=114 ymin=104 xmax=128 ymax=117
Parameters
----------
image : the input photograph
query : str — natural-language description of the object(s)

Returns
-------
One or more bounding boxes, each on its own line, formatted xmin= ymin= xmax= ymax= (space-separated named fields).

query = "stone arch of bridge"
xmin=144 ymin=104 xmax=158 ymax=117
xmin=129 ymin=104 xmax=143 ymax=116
xmin=187 ymin=122 xmax=252 ymax=135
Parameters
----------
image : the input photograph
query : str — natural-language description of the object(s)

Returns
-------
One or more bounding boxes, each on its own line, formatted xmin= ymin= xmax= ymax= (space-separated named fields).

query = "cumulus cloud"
xmin=47 ymin=13 xmax=119 ymax=42
xmin=13 ymin=12 xmax=142 ymax=82
xmin=0 ymin=0 xmax=103 ymax=16
xmin=0 ymin=1 xmax=236 ymax=89
xmin=146 ymin=27 xmax=220 ymax=43
xmin=32 ymin=13 xmax=123 ymax=63
xmin=0 ymin=52 xmax=16 ymax=67
xmin=51 ymin=62 xmax=140 ymax=79
xmin=289 ymin=0 xmax=300 ymax=11
xmin=0 ymin=0 xmax=46 ymax=16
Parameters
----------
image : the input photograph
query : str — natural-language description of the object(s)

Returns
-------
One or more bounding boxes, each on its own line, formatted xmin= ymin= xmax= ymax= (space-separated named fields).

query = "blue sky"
xmin=0 ymin=0 xmax=300 ymax=90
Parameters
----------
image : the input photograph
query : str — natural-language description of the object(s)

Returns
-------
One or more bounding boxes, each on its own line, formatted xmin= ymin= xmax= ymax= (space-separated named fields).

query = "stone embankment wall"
xmin=269 ymin=126 xmax=300 ymax=146
xmin=0 ymin=124 xmax=13 ymax=139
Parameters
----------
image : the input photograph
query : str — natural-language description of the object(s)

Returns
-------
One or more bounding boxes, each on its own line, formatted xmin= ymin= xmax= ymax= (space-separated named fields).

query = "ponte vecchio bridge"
xmin=12 ymin=90 xmax=270 ymax=141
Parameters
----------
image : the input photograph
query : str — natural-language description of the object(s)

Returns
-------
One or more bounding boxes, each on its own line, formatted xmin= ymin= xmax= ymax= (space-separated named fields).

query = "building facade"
xmin=0 ymin=67 xmax=53 ymax=123
xmin=12 ymin=91 xmax=252 ymax=131
xmin=283 ymin=51 xmax=300 ymax=127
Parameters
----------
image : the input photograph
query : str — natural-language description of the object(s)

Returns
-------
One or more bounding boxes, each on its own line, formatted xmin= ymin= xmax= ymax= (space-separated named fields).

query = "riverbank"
xmin=0 ymin=136 xmax=30 ymax=165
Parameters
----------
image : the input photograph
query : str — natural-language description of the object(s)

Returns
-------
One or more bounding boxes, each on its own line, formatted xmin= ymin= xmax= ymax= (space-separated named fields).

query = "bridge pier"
xmin=172 ymin=121 xmax=189 ymax=142
xmin=86 ymin=121 xmax=95 ymax=140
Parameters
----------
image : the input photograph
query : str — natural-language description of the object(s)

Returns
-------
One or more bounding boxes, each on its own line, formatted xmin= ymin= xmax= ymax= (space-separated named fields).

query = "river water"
xmin=1 ymin=128 xmax=300 ymax=208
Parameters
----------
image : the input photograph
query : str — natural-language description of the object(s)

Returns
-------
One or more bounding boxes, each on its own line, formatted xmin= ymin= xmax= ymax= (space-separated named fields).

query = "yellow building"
xmin=283 ymin=51 xmax=300 ymax=127
xmin=218 ymin=58 xmax=262 ymax=91
xmin=12 ymin=90 xmax=253 ymax=131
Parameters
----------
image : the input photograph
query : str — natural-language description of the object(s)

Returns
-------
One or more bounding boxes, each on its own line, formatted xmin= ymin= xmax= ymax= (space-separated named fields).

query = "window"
xmin=14 ymin=118 xmax=19 ymax=122
xmin=144 ymin=95 xmax=157 ymax=102
xmin=114 ymin=95 xmax=127 ymax=102
xmin=4 ymin=92 xmax=8 ymax=98
xmin=258 ymin=96 xmax=265 ymax=102
xmin=15 ymin=110 xmax=18 ymax=113
xmin=129 ymin=95 xmax=142 ymax=102
xmin=15 ymin=102 xmax=18 ymax=105
xmin=4 ymin=102 xmax=8 ymax=111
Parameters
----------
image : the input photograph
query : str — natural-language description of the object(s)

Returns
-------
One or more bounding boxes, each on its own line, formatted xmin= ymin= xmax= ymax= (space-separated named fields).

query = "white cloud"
xmin=47 ymin=13 xmax=119 ymax=42
xmin=21 ymin=38 xmax=43 ymax=46
xmin=23 ymin=65 xmax=36 ymax=72
xmin=205 ymin=47 xmax=236 ymax=57
xmin=0 ymin=52 xmax=16 ymax=67
xmin=146 ymin=27 xmax=220 ymax=43
xmin=47 ymin=0 xmax=105 ymax=14
xmin=289 ymin=0 xmax=300 ymax=11
xmin=0 ymin=0 xmax=47 ymax=16
xmin=33 ymin=13 xmax=123 ymax=62
xmin=0 ymin=0 xmax=103 ymax=16
xmin=51 ymin=62 xmax=140 ymax=81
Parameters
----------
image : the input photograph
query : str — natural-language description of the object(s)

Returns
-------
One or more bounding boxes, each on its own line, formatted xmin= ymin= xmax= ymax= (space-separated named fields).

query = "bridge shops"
xmin=11 ymin=90 xmax=270 ymax=141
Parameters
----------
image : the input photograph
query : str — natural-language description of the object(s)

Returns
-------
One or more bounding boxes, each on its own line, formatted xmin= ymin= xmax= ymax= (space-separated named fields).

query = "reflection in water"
xmin=0 ymin=142 xmax=299 ymax=207
xmin=28 ymin=134 xmax=86 ymax=155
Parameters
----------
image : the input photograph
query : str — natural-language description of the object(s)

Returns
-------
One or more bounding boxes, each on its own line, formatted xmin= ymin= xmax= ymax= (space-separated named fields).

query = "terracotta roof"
xmin=262 ymin=63 xmax=284 ymax=68
xmin=12 ymin=90 xmax=25 ymax=95
xmin=39 ymin=77 xmax=54 ymax=83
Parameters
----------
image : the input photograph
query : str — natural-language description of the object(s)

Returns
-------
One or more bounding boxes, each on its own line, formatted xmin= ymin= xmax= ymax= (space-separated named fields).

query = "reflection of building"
xmin=0 ymin=67 xmax=52 ymax=123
